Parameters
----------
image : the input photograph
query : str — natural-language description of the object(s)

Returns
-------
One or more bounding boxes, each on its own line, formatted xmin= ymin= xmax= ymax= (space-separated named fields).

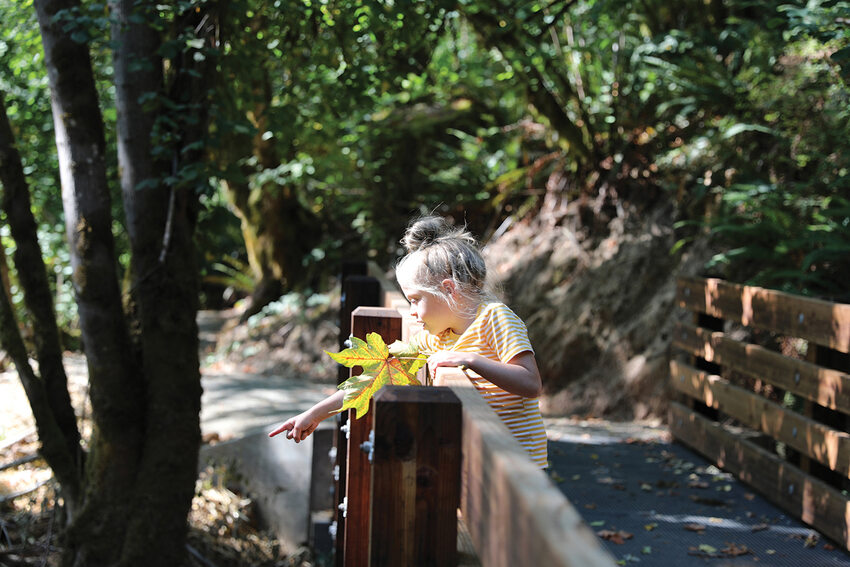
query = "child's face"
xmin=401 ymin=285 xmax=456 ymax=335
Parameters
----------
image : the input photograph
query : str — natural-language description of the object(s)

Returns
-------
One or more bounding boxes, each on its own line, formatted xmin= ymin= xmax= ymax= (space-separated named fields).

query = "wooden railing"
xmin=670 ymin=276 xmax=850 ymax=550
xmin=318 ymin=262 xmax=617 ymax=566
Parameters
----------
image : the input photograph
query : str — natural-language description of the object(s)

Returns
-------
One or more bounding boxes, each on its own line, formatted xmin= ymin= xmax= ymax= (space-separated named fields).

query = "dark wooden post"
xmin=343 ymin=307 xmax=402 ymax=567
xmin=334 ymin=270 xmax=380 ymax=567
xmin=369 ymin=386 xmax=462 ymax=567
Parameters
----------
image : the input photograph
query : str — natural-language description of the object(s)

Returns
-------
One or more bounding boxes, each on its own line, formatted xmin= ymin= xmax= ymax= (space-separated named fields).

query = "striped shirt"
xmin=411 ymin=302 xmax=548 ymax=468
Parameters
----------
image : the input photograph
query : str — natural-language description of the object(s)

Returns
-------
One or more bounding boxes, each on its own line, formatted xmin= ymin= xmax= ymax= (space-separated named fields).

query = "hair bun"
xmin=401 ymin=216 xmax=451 ymax=253
xmin=402 ymin=216 xmax=478 ymax=253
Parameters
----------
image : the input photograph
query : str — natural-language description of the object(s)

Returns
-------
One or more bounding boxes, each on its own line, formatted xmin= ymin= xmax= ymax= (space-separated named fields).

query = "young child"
xmin=269 ymin=216 xmax=548 ymax=468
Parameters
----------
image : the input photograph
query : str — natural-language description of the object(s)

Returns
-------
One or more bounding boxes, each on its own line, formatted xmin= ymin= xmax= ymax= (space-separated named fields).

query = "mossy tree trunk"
xmin=220 ymin=67 xmax=319 ymax=321
xmin=28 ymin=0 xmax=212 ymax=565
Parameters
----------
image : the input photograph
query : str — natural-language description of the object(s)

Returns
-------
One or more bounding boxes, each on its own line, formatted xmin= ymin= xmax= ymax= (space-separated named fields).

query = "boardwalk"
xmin=547 ymin=418 xmax=850 ymax=566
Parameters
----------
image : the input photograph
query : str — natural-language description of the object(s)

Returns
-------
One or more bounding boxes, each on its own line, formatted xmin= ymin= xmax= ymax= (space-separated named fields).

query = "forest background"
xmin=0 ymin=0 xmax=848 ymax=565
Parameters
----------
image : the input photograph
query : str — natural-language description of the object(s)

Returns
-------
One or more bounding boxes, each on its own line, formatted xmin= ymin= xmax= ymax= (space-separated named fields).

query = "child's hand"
xmin=268 ymin=411 xmax=319 ymax=443
xmin=427 ymin=351 xmax=473 ymax=384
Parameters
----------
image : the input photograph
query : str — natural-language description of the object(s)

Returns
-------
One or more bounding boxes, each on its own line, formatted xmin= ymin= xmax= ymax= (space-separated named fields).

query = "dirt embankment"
xmin=484 ymin=200 xmax=713 ymax=421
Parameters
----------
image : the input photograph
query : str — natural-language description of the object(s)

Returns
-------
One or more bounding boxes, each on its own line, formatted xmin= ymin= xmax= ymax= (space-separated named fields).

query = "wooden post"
xmin=343 ymin=307 xmax=402 ymax=567
xmin=334 ymin=270 xmax=380 ymax=567
xmin=369 ymin=386 xmax=462 ymax=567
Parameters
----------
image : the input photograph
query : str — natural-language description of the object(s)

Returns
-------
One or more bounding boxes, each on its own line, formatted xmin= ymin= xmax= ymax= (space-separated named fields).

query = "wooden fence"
xmin=670 ymin=276 xmax=850 ymax=550
xmin=315 ymin=263 xmax=616 ymax=566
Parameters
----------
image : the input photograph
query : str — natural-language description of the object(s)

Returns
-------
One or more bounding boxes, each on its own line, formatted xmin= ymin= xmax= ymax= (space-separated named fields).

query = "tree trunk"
xmin=0 ymin=90 xmax=84 ymax=487
xmin=34 ymin=0 xmax=145 ymax=563
xmin=111 ymin=0 xmax=205 ymax=563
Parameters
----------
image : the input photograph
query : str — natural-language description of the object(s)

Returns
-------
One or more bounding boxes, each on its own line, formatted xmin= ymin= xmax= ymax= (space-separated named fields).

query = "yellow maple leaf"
xmin=328 ymin=333 xmax=426 ymax=418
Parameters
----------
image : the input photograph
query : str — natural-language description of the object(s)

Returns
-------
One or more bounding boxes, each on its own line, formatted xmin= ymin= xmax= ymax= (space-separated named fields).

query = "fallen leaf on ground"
xmin=644 ymin=523 xmax=657 ymax=531
xmin=689 ymin=544 xmax=718 ymax=556
xmin=721 ymin=543 xmax=749 ymax=556
xmin=751 ymin=523 xmax=769 ymax=532
xmin=689 ymin=494 xmax=727 ymax=506
xmin=684 ymin=523 xmax=706 ymax=533
xmin=688 ymin=480 xmax=709 ymax=489
xmin=597 ymin=530 xmax=633 ymax=545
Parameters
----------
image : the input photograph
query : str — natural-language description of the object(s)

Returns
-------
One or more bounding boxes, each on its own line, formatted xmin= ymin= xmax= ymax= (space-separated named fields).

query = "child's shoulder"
xmin=480 ymin=301 xmax=520 ymax=319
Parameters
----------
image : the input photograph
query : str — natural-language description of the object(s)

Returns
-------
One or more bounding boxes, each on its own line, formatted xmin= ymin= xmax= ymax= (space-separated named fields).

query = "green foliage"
xmin=650 ymin=2 xmax=850 ymax=300
xmin=4 ymin=0 xmax=849 ymax=331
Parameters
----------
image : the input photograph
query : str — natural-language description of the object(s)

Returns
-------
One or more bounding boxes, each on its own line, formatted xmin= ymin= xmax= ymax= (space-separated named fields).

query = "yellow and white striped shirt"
xmin=412 ymin=302 xmax=548 ymax=468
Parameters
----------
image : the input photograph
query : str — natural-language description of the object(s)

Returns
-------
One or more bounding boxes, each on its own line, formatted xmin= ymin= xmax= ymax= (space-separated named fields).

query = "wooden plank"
xmin=672 ymin=322 xmax=850 ymax=413
xmin=677 ymin=276 xmax=850 ymax=353
xmin=370 ymin=386 xmax=462 ymax=567
xmin=343 ymin=307 xmax=402 ymax=567
xmin=669 ymin=402 xmax=850 ymax=551
xmin=439 ymin=369 xmax=618 ymax=567
xmin=670 ymin=360 xmax=850 ymax=477
xmin=335 ymin=272 xmax=381 ymax=567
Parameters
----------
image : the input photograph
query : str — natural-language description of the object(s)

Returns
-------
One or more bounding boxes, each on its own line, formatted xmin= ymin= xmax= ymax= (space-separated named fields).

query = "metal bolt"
xmin=680 ymin=374 xmax=685 ymax=382
xmin=339 ymin=496 xmax=348 ymax=518
xmin=794 ymin=371 xmax=801 ymax=385
xmin=685 ymin=288 xmax=691 ymax=297
xmin=788 ymin=484 xmax=794 ymax=495
xmin=340 ymin=422 xmax=350 ymax=440
xmin=328 ymin=446 xmax=338 ymax=462
xmin=333 ymin=464 xmax=339 ymax=482
xmin=329 ymin=521 xmax=338 ymax=540
xmin=798 ymin=313 xmax=804 ymax=324
xmin=360 ymin=430 xmax=375 ymax=463
xmin=792 ymin=427 xmax=797 ymax=438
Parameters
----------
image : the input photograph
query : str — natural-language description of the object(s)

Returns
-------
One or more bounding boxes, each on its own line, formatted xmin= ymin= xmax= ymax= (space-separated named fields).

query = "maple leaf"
xmin=327 ymin=333 xmax=426 ymax=418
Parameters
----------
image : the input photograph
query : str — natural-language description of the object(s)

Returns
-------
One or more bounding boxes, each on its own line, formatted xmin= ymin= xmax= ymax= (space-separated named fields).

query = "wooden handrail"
xmin=438 ymin=368 xmax=617 ymax=567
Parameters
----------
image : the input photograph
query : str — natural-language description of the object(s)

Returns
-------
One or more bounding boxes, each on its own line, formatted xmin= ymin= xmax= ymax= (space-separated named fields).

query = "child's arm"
xmin=268 ymin=390 xmax=345 ymax=443
xmin=429 ymin=351 xmax=543 ymax=398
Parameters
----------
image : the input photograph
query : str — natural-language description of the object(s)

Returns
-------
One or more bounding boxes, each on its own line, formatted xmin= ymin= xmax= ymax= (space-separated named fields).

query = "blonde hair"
xmin=396 ymin=216 xmax=490 ymax=314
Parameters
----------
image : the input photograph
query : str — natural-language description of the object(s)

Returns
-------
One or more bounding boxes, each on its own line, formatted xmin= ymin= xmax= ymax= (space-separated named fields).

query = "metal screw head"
xmin=788 ymin=484 xmax=795 ymax=495
xmin=794 ymin=371 xmax=801 ymax=385
xmin=792 ymin=427 xmax=798 ymax=438
xmin=798 ymin=313 xmax=805 ymax=324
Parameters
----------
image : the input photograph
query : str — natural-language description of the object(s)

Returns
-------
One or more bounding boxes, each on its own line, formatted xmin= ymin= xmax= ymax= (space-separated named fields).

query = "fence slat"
xmin=343 ymin=307 xmax=402 ymax=567
xmin=670 ymin=360 xmax=850 ymax=477
xmin=673 ymin=322 xmax=850 ymax=413
xmin=370 ymin=385 xmax=462 ymax=566
xmin=676 ymin=276 xmax=850 ymax=353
